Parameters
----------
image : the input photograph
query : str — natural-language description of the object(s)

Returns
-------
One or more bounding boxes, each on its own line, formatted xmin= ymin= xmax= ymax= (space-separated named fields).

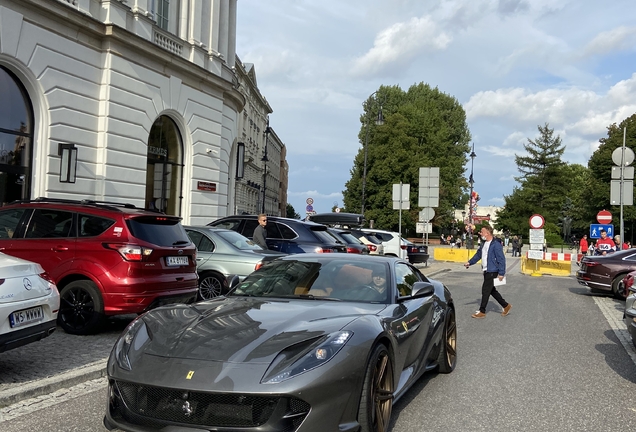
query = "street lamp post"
xmin=468 ymin=143 xmax=476 ymax=249
xmin=360 ymin=92 xmax=385 ymax=215
xmin=261 ymin=121 xmax=270 ymax=214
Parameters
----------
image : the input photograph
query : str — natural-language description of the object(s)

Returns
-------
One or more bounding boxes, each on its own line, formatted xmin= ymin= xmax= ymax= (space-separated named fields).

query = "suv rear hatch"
xmin=310 ymin=226 xmax=347 ymax=253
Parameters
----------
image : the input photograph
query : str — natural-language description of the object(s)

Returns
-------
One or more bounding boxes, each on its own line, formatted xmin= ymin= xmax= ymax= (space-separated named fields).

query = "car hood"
xmin=139 ymin=297 xmax=385 ymax=364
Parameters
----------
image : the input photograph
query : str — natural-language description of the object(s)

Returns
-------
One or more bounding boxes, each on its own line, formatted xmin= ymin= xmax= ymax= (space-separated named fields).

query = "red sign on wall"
xmin=197 ymin=181 xmax=217 ymax=192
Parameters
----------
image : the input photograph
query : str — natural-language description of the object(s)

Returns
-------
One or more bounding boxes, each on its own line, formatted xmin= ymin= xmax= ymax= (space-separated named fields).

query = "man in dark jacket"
xmin=464 ymin=225 xmax=512 ymax=319
xmin=253 ymin=214 xmax=268 ymax=249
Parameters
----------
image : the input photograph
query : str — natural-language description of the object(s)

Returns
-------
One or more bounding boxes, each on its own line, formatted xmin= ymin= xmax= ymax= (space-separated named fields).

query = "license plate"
xmin=167 ymin=256 xmax=189 ymax=266
xmin=10 ymin=306 xmax=44 ymax=328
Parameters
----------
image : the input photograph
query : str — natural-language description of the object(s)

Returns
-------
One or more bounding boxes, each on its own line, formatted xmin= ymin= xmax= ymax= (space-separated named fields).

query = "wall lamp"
xmin=58 ymin=143 xmax=78 ymax=183
xmin=236 ymin=142 xmax=245 ymax=179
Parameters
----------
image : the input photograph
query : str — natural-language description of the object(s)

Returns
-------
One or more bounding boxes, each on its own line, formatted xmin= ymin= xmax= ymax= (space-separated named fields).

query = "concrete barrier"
xmin=434 ymin=248 xmax=477 ymax=263
xmin=520 ymin=256 xmax=572 ymax=276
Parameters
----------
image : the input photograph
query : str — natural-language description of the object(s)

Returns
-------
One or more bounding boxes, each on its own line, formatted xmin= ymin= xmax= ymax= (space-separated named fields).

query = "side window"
xmin=242 ymin=219 xmax=259 ymax=238
xmin=79 ymin=214 xmax=115 ymax=237
xmin=212 ymin=218 xmax=241 ymax=231
xmin=0 ymin=208 xmax=28 ymax=238
xmin=266 ymin=222 xmax=282 ymax=239
xmin=186 ymin=231 xmax=215 ymax=253
xmin=395 ymin=263 xmax=421 ymax=297
xmin=25 ymin=209 xmax=73 ymax=238
xmin=278 ymin=223 xmax=297 ymax=239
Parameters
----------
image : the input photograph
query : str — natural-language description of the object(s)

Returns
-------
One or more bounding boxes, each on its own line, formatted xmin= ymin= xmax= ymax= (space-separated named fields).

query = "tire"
xmin=198 ymin=272 xmax=226 ymax=300
xmin=612 ymin=275 xmax=628 ymax=300
xmin=58 ymin=280 xmax=104 ymax=335
xmin=437 ymin=308 xmax=457 ymax=373
xmin=358 ymin=344 xmax=394 ymax=432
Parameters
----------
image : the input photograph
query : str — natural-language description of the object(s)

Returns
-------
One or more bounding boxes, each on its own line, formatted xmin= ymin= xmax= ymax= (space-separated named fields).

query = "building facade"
xmin=0 ymin=0 xmax=246 ymax=224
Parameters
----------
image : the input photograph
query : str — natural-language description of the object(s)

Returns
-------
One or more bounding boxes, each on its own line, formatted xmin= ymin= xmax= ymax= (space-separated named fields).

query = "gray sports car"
xmin=184 ymin=226 xmax=285 ymax=299
xmin=104 ymin=254 xmax=457 ymax=432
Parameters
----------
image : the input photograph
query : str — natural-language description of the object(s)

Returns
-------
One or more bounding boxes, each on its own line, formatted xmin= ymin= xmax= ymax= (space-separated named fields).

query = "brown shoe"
xmin=471 ymin=311 xmax=486 ymax=319
xmin=502 ymin=304 xmax=512 ymax=316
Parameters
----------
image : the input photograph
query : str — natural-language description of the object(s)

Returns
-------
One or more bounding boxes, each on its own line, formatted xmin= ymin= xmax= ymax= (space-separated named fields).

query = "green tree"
xmin=343 ymin=83 xmax=471 ymax=234
xmin=286 ymin=203 xmax=300 ymax=219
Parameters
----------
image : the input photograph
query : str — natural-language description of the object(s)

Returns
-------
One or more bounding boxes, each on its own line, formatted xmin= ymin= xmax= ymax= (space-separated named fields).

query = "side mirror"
xmin=227 ymin=275 xmax=240 ymax=290
xmin=411 ymin=281 xmax=435 ymax=298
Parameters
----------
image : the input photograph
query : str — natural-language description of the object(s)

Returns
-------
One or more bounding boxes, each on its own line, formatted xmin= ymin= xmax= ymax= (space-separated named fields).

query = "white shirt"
xmin=482 ymin=240 xmax=491 ymax=272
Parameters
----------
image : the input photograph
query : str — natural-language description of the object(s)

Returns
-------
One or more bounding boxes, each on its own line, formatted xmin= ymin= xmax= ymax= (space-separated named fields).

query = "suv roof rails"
xmin=10 ymin=197 xmax=144 ymax=212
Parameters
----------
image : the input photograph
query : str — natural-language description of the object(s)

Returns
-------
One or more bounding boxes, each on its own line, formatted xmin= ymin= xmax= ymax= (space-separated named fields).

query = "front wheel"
xmin=58 ymin=280 xmax=104 ymax=335
xmin=198 ymin=272 xmax=226 ymax=300
xmin=358 ymin=345 xmax=394 ymax=432
xmin=437 ymin=308 xmax=457 ymax=373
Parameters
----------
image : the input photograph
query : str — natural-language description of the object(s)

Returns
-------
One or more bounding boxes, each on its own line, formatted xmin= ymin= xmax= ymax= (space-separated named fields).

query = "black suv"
xmin=207 ymin=215 xmax=347 ymax=254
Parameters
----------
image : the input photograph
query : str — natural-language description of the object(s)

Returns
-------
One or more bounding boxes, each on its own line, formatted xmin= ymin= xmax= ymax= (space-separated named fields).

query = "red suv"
xmin=0 ymin=198 xmax=198 ymax=334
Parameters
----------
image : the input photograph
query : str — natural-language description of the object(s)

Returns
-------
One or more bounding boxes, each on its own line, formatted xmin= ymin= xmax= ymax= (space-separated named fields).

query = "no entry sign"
xmin=596 ymin=210 xmax=612 ymax=224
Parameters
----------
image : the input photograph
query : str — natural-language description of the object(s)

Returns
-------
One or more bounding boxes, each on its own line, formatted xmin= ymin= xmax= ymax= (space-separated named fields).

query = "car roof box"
xmin=308 ymin=212 xmax=364 ymax=228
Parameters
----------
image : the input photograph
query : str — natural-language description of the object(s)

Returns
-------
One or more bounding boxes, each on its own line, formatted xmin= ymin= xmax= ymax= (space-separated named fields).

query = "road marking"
xmin=0 ymin=377 xmax=106 ymax=423
xmin=593 ymin=296 xmax=636 ymax=366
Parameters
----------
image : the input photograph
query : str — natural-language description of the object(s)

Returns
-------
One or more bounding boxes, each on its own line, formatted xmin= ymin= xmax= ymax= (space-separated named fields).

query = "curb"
xmin=0 ymin=359 xmax=107 ymax=408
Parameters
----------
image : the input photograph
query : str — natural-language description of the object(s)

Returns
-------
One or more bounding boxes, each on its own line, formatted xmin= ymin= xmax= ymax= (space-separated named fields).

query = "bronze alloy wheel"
xmin=437 ymin=308 xmax=457 ymax=373
xmin=359 ymin=344 xmax=394 ymax=432
xmin=199 ymin=272 xmax=225 ymax=299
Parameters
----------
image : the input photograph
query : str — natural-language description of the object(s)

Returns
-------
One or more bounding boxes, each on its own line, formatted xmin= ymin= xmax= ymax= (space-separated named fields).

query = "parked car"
xmin=405 ymin=240 xmax=429 ymax=265
xmin=0 ymin=198 xmax=198 ymax=335
xmin=0 ymin=253 xmax=60 ymax=353
xmin=184 ymin=226 xmax=285 ymax=299
xmin=329 ymin=228 xmax=369 ymax=254
xmin=207 ymin=215 xmax=347 ymax=254
xmin=104 ymin=254 xmax=456 ymax=432
xmin=362 ymin=229 xmax=408 ymax=259
xmin=624 ymin=278 xmax=636 ymax=347
xmin=347 ymin=229 xmax=385 ymax=255
xmin=576 ymin=249 xmax=636 ymax=299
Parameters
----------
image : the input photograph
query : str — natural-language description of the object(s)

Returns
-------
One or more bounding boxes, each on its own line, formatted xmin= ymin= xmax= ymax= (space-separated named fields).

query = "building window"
xmin=0 ymin=66 xmax=33 ymax=205
xmin=156 ymin=0 xmax=170 ymax=31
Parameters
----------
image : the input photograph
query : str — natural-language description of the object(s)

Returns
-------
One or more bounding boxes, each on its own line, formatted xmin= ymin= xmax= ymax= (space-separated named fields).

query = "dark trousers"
xmin=480 ymin=271 xmax=508 ymax=313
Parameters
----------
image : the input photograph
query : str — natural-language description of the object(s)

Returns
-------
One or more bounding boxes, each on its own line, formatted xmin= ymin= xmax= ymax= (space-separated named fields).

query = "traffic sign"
xmin=596 ymin=210 xmax=612 ymax=224
xmin=419 ymin=207 xmax=435 ymax=222
xmin=306 ymin=204 xmax=314 ymax=212
xmin=529 ymin=214 xmax=545 ymax=229
xmin=306 ymin=198 xmax=314 ymax=205
xmin=590 ymin=224 xmax=614 ymax=239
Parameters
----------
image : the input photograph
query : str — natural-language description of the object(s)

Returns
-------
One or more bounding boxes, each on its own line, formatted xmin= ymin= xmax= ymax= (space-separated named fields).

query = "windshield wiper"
xmin=297 ymin=294 xmax=342 ymax=301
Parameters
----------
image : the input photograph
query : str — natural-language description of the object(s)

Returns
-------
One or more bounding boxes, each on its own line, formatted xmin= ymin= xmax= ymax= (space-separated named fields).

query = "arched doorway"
xmin=145 ymin=116 xmax=184 ymax=216
xmin=0 ymin=66 xmax=33 ymax=205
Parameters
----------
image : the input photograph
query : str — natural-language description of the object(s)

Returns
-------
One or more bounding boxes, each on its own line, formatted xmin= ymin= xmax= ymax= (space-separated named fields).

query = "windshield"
xmin=231 ymin=258 xmax=390 ymax=303
xmin=216 ymin=230 xmax=263 ymax=251
xmin=339 ymin=232 xmax=363 ymax=245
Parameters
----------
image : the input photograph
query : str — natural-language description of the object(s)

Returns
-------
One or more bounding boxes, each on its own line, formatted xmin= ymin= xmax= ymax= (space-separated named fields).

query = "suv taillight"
xmin=346 ymin=247 xmax=361 ymax=254
xmin=105 ymin=244 xmax=153 ymax=261
xmin=367 ymin=244 xmax=377 ymax=252
xmin=400 ymin=245 xmax=407 ymax=250
xmin=315 ymin=247 xmax=333 ymax=253
xmin=255 ymin=261 xmax=264 ymax=271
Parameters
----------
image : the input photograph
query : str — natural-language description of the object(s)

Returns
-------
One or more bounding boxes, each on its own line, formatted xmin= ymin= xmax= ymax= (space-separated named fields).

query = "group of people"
xmin=579 ymin=231 xmax=631 ymax=256
xmin=441 ymin=234 xmax=464 ymax=248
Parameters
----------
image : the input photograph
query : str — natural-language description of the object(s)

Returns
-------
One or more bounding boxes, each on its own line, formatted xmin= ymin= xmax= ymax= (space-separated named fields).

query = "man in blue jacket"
xmin=464 ymin=225 xmax=512 ymax=319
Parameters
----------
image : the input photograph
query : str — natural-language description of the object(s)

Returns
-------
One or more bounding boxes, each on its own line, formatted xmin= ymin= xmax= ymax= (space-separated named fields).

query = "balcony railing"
xmin=153 ymin=28 xmax=183 ymax=56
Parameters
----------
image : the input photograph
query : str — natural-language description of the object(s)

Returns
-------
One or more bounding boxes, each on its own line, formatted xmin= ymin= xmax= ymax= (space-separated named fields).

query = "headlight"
xmin=113 ymin=316 xmax=150 ymax=371
xmin=262 ymin=331 xmax=353 ymax=384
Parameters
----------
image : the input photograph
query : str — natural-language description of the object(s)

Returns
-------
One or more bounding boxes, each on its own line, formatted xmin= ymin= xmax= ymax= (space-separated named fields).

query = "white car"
xmin=362 ymin=229 xmax=408 ymax=259
xmin=348 ymin=229 xmax=385 ymax=255
xmin=0 ymin=253 xmax=60 ymax=353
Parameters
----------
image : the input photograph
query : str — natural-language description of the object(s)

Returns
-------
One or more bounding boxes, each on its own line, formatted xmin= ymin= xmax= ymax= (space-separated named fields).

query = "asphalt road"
xmin=1 ymin=263 xmax=635 ymax=431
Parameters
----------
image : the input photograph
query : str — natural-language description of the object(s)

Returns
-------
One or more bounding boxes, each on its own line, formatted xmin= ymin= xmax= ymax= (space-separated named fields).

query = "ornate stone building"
xmin=0 ymin=0 xmax=246 ymax=224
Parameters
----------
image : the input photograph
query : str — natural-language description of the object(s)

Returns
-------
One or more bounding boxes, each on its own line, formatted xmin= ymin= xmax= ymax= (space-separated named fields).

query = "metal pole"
xmin=398 ymin=181 xmax=403 ymax=259
xmin=361 ymin=122 xmax=370 ymax=215
xmin=468 ymin=143 xmax=476 ymax=249
xmin=621 ymin=126 xmax=626 ymax=248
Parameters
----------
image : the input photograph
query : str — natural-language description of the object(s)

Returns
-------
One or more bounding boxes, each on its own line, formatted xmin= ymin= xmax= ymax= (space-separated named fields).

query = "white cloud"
xmin=351 ymin=16 xmax=452 ymax=77
xmin=582 ymin=26 xmax=636 ymax=58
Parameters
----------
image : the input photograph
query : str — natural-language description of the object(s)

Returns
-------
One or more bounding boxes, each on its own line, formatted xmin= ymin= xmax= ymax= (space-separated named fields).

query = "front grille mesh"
xmin=112 ymin=380 xmax=310 ymax=430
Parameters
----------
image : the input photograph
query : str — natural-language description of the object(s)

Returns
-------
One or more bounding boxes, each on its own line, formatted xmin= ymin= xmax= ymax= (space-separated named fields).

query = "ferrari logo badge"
xmin=402 ymin=321 xmax=408 ymax=331
xmin=186 ymin=371 xmax=195 ymax=379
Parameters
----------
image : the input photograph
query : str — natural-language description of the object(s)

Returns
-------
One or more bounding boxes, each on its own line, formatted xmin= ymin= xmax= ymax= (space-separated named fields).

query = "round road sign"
xmin=306 ymin=205 xmax=314 ymax=212
xmin=306 ymin=198 xmax=314 ymax=205
xmin=611 ymin=147 xmax=635 ymax=166
xmin=597 ymin=210 xmax=612 ymax=224
xmin=529 ymin=214 xmax=545 ymax=229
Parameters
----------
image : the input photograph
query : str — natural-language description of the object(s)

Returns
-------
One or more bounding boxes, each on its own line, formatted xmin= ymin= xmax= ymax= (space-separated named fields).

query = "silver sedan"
xmin=184 ymin=226 xmax=286 ymax=299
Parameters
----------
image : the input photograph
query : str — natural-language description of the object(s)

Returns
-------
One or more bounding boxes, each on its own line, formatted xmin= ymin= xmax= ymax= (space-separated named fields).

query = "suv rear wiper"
xmin=173 ymin=240 xmax=190 ymax=246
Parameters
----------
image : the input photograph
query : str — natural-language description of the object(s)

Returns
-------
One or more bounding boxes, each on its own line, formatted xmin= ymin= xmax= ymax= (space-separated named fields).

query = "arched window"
xmin=0 ymin=66 xmax=33 ymax=204
xmin=145 ymin=116 xmax=183 ymax=215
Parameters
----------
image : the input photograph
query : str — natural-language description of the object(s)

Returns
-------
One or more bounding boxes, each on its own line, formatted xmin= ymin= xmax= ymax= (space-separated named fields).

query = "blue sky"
xmin=236 ymin=0 xmax=636 ymax=217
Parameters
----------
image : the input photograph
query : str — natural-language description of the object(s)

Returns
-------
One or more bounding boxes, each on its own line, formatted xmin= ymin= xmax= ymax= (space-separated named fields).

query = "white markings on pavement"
xmin=593 ymin=296 xmax=636 ymax=366
xmin=0 ymin=377 xmax=106 ymax=423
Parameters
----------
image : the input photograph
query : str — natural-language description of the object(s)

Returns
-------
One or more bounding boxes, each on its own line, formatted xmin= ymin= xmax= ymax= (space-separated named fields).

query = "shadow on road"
xmin=596 ymin=330 xmax=636 ymax=384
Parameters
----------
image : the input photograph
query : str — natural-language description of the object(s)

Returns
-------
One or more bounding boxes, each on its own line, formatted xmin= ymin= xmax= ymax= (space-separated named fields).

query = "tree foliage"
xmin=286 ymin=203 xmax=300 ymax=219
xmin=342 ymin=83 xmax=471 ymax=234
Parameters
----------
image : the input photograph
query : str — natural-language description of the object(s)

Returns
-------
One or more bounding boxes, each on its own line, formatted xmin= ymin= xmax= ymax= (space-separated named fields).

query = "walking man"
xmin=253 ymin=214 xmax=268 ymax=249
xmin=464 ymin=225 xmax=511 ymax=319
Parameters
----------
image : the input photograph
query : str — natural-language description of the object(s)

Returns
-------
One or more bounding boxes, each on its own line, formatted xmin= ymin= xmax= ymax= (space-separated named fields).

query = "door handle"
xmin=52 ymin=246 xmax=69 ymax=252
